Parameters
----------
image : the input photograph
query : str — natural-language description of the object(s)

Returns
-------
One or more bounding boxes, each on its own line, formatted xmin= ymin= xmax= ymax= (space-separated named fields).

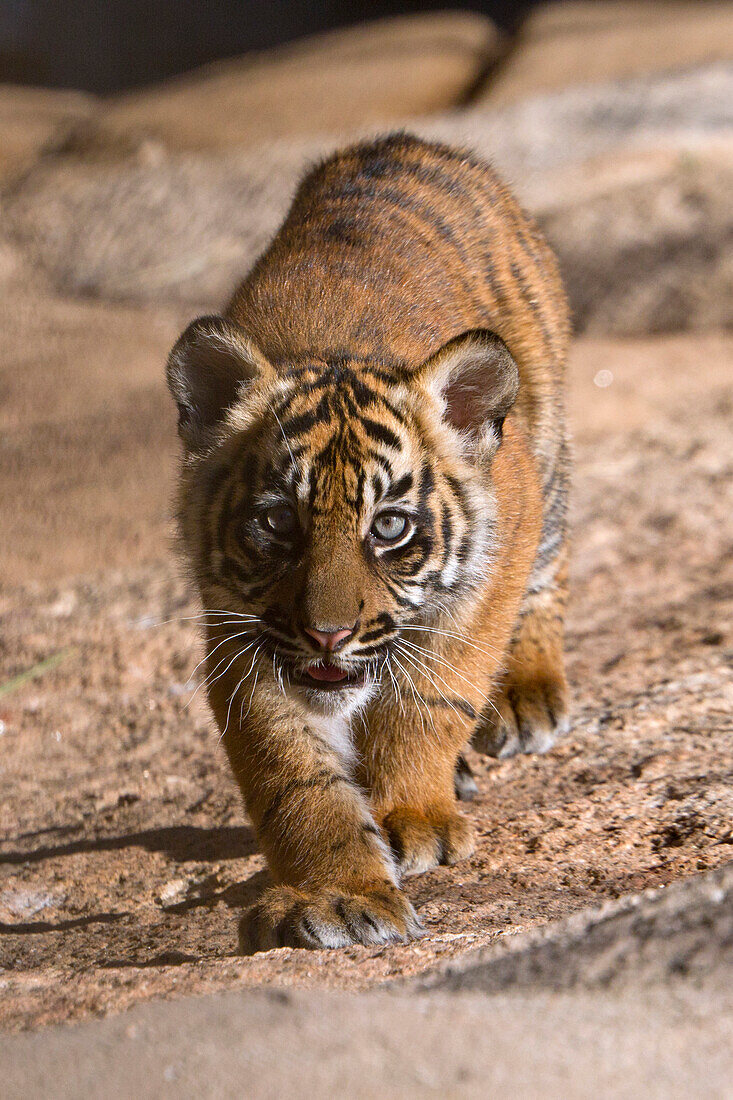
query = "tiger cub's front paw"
xmin=473 ymin=675 xmax=569 ymax=759
xmin=382 ymin=807 xmax=475 ymax=877
xmin=238 ymin=883 xmax=422 ymax=954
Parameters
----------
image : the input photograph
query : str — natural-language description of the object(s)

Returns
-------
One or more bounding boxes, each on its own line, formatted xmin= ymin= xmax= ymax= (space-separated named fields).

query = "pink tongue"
xmin=307 ymin=663 xmax=349 ymax=683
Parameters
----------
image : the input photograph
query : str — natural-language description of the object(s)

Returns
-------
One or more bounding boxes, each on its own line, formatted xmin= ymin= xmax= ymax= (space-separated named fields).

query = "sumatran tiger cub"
xmin=166 ymin=133 xmax=571 ymax=951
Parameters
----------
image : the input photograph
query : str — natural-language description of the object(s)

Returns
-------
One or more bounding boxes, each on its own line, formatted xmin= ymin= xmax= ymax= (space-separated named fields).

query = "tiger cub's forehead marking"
xmin=265 ymin=364 xmax=419 ymax=515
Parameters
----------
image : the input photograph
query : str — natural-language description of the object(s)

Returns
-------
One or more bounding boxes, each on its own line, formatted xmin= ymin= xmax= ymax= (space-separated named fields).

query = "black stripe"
xmin=440 ymin=503 xmax=453 ymax=562
xmin=282 ymin=393 xmax=332 ymax=438
xmin=384 ymin=472 xmax=413 ymax=502
xmin=260 ymin=772 xmax=348 ymax=833
xmin=360 ymin=415 xmax=402 ymax=451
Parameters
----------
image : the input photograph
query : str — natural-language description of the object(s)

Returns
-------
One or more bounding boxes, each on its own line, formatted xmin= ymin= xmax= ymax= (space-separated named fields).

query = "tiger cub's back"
xmin=228 ymin=132 xmax=570 ymax=496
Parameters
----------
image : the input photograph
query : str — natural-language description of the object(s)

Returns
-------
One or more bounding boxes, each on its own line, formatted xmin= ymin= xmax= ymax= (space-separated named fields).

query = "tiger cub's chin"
xmin=167 ymin=132 xmax=571 ymax=951
xmin=286 ymin=674 xmax=378 ymax=719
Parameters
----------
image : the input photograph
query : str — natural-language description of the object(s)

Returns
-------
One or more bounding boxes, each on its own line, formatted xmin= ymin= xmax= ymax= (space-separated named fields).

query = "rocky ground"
xmin=1 ymin=328 xmax=731 ymax=1031
xmin=2 ymin=866 xmax=731 ymax=1098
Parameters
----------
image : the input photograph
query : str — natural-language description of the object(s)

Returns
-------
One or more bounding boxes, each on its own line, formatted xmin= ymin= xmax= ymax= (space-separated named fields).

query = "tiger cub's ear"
xmin=166 ymin=315 xmax=272 ymax=448
xmin=416 ymin=330 xmax=519 ymax=450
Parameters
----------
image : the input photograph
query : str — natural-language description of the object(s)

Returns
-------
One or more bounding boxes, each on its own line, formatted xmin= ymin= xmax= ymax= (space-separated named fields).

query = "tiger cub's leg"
xmin=210 ymin=683 xmax=421 ymax=952
xmin=360 ymin=693 xmax=481 ymax=878
xmin=454 ymin=753 xmax=478 ymax=801
xmin=473 ymin=557 xmax=570 ymax=759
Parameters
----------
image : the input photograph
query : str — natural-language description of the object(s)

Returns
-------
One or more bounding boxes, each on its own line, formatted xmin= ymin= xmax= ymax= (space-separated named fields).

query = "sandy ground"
xmin=1 ymin=303 xmax=731 ymax=1032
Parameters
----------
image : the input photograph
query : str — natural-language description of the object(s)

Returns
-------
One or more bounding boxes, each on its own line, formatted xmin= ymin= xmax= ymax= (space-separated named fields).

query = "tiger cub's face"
xmin=168 ymin=317 xmax=519 ymax=716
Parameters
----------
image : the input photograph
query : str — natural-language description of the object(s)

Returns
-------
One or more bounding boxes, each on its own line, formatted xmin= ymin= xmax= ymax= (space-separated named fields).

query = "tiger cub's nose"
xmin=304 ymin=625 xmax=354 ymax=651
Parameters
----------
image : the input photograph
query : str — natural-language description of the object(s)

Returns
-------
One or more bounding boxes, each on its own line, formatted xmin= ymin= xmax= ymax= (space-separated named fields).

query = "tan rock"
xmin=536 ymin=143 xmax=733 ymax=335
xmin=9 ymin=65 xmax=730 ymax=338
xmin=0 ymin=85 xmax=95 ymax=186
xmin=72 ymin=13 xmax=499 ymax=156
xmin=477 ymin=0 xmax=733 ymax=105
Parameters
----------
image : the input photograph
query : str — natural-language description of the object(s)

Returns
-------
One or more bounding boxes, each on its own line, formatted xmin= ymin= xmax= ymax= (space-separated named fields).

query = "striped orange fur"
xmin=167 ymin=133 xmax=571 ymax=950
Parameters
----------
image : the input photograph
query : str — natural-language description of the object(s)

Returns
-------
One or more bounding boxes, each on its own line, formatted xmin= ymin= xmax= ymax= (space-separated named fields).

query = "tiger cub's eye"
xmin=371 ymin=511 xmax=411 ymax=544
xmin=264 ymin=504 xmax=298 ymax=536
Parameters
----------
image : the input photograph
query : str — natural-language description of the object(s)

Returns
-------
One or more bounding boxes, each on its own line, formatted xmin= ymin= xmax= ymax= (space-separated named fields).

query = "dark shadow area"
xmin=3 ymin=869 xmax=270 ymax=971
xmin=99 ymin=949 xmax=206 ymax=969
xmin=0 ymin=0 xmax=539 ymax=92
xmin=0 ymin=824 xmax=257 ymax=866
xmin=0 ymin=912 xmax=126 ymax=935
xmin=96 ymin=872 xmax=270 ymax=968
xmin=165 ymin=870 xmax=270 ymax=914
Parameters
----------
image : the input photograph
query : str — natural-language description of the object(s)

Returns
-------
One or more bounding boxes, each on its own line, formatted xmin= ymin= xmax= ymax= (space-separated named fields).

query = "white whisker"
xmin=393 ymin=644 xmax=470 ymax=725
xmin=384 ymin=654 xmax=405 ymax=716
xmin=154 ymin=609 xmax=261 ymax=628
xmin=397 ymin=638 xmax=501 ymax=720
xmin=401 ymin=624 xmax=502 ymax=661
xmin=220 ymin=644 xmax=264 ymax=743
xmin=272 ymin=409 xmax=298 ymax=470
xmin=186 ymin=636 xmax=260 ymax=708
xmin=240 ymin=662 xmax=262 ymax=725
xmin=185 ymin=625 xmax=259 ymax=685
xmin=391 ymin=652 xmax=434 ymax=734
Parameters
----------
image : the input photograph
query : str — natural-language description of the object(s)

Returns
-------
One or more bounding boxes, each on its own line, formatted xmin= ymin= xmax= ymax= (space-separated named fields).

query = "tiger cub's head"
xmin=167 ymin=316 xmax=518 ymax=716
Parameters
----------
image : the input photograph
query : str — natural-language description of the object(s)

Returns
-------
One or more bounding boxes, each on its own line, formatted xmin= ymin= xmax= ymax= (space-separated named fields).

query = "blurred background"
xmin=0 ymin=1 xmax=536 ymax=91
xmin=1 ymin=0 xmax=732 ymax=1039
xmin=2 ymin=0 xmax=731 ymax=580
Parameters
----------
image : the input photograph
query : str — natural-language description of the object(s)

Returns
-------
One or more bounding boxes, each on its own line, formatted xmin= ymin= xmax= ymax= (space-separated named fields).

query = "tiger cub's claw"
xmin=238 ymin=883 xmax=422 ymax=953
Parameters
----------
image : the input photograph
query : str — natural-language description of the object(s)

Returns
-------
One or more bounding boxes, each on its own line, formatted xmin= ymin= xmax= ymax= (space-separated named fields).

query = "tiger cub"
xmin=167 ymin=133 xmax=571 ymax=951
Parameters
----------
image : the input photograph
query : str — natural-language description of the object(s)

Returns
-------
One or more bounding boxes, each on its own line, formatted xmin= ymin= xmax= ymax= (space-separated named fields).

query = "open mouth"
xmin=294 ymin=662 xmax=367 ymax=692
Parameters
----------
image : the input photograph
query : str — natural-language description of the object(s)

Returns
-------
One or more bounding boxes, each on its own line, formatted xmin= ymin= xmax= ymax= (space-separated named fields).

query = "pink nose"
xmin=304 ymin=625 xmax=354 ymax=651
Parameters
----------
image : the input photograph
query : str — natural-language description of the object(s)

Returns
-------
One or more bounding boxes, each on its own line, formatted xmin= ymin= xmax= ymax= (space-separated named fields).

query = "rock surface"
xmin=475 ymin=0 xmax=733 ymax=105
xmin=68 ymin=12 xmax=499 ymax=157
xmin=0 ymin=85 xmax=94 ymax=186
xmin=1 ymin=931 xmax=731 ymax=1098
xmin=416 ymin=862 xmax=733 ymax=993
xmin=7 ymin=65 xmax=731 ymax=335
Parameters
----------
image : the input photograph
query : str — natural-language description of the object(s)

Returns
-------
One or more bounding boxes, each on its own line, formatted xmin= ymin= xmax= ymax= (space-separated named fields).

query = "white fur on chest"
xmin=309 ymin=712 xmax=356 ymax=768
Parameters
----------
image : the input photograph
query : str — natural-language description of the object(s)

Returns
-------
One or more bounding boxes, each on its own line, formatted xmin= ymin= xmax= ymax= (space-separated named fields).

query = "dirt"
xmin=1 ymin=321 xmax=731 ymax=1032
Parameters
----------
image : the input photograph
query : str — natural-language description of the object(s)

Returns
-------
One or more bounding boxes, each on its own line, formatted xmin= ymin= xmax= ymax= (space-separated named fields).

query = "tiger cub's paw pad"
xmin=383 ymin=808 xmax=475 ymax=877
xmin=237 ymin=884 xmax=421 ymax=954
xmin=474 ymin=679 xmax=569 ymax=759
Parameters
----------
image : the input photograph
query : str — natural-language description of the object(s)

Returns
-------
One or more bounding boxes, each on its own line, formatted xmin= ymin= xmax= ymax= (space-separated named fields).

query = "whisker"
xmin=401 ymin=625 xmax=502 ymax=661
xmin=239 ymin=659 xmax=263 ymax=725
xmin=186 ymin=625 xmax=259 ymax=685
xmin=186 ymin=636 xmax=260 ymax=709
xmin=273 ymin=653 xmax=287 ymax=697
xmin=391 ymin=652 xmax=434 ymax=734
xmin=242 ymin=666 xmax=261 ymax=723
xmin=384 ymin=654 xmax=405 ymax=716
xmin=393 ymin=645 xmax=471 ymax=725
xmin=399 ymin=637 xmax=498 ymax=701
xmin=272 ymin=408 xmax=298 ymax=471
xmin=221 ymin=644 xmax=263 ymax=743
xmin=397 ymin=639 xmax=501 ymax=720
xmin=153 ymin=609 xmax=261 ymax=628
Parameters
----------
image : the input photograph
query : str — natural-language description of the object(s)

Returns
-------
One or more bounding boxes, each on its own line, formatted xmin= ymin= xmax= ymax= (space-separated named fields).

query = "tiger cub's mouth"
xmin=292 ymin=661 xmax=367 ymax=692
